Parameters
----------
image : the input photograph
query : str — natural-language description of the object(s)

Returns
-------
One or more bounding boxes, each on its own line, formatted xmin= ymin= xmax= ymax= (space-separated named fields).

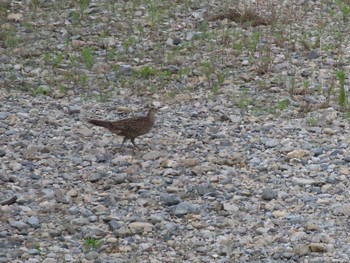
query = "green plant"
xmin=54 ymin=53 xmax=63 ymax=67
xmin=199 ymin=21 xmax=209 ymax=34
xmin=79 ymin=74 xmax=89 ymax=87
xmin=29 ymin=0 xmax=41 ymax=11
xmin=35 ymin=85 xmax=52 ymax=96
xmin=34 ymin=244 xmax=41 ymax=252
xmin=211 ymin=70 xmax=227 ymax=96
xmin=4 ymin=33 xmax=21 ymax=49
xmin=306 ymin=117 xmax=317 ymax=126
xmin=335 ymin=0 xmax=350 ymax=21
xmin=81 ymin=47 xmax=94 ymax=69
xmin=233 ymin=41 xmax=244 ymax=54
xmin=84 ymin=237 xmax=102 ymax=251
xmin=248 ymin=32 xmax=260 ymax=51
xmin=277 ymin=99 xmax=289 ymax=112
xmin=106 ymin=48 xmax=115 ymax=61
xmin=59 ymin=85 xmax=66 ymax=94
xmin=70 ymin=11 xmax=80 ymax=24
xmin=337 ymin=70 xmax=347 ymax=109
xmin=43 ymin=52 xmax=51 ymax=64
xmin=77 ymin=0 xmax=90 ymax=16
xmin=137 ymin=66 xmax=157 ymax=79
xmin=201 ymin=60 xmax=214 ymax=89
xmin=123 ymin=36 xmax=137 ymax=51
xmin=166 ymin=91 xmax=176 ymax=99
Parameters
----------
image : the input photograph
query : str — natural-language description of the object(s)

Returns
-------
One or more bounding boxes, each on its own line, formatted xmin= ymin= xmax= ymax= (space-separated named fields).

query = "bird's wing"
xmin=115 ymin=117 xmax=146 ymax=132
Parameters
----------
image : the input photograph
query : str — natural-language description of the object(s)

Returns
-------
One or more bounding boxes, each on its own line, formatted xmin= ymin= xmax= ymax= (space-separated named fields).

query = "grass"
xmin=81 ymin=48 xmax=94 ymax=70
xmin=2 ymin=0 xmax=350 ymax=116
xmin=337 ymin=70 xmax=347 ymax=110
xmin=84 ymin=237 xmax=102 ymax=251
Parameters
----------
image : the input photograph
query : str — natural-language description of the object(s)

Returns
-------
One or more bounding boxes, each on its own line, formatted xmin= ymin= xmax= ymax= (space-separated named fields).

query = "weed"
xmin=201 ymin=60 xmax=214 ymax=89
xmin=79 ymin=74 xmax=89 ymax=87
xmin=77 ymin=0 xmax=90 ymax=16
xmin=335 ymin=0 xmax=350 ymax=21
xmin=35 ymin=85 xmax=52 ymax=96
xmin=59 ymin=85 xmax=66 ymax=94
xmin=70 ymin=11 xmax=81 ymax=24
xmin=54 ymin=53 xmax=63 ymax=67
xmin=306 ymin=117 xmax=317 ymax=126
xmin=84 ymin=237 xmax=102 ymax=251
xmin=212 ymin=70 xmax=227 ymax=96
xmin=248 ymin=32 xmax=260 ymax=51
xmin=337 ymin=70 xmax=347 ymax=109
xmin=4 ymin=33 xmax=21 ymax=49
xmin=81 ymin=48 xmax=94 ymax=69
xmin=29 ymin=0 xmax=41 ymax=11
xmin=123 ymin=36 xmax=138 ymax=51
xmin=43 ymin=52 xmax=51 ymax=64
xmin=233 ymin=41 xmax=244 ymax=54
xmin=277 ymin=99 xmax=289 ymax=112
xmin=34 ymin=244 xmax=41 ymax=251
xmin=166 ymin=91 xmax=176 ymax=99
xmin=137 ymin=66 xmax=157 ymax=79
xmin=106 ymin=49 xmax=116 ymax=61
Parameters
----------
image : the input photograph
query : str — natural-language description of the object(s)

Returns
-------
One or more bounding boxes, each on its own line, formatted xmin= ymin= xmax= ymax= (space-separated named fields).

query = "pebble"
xmin=9 ymin=221 xmax=28 ymax=230
xmin=2 ymin=3 xmax=350 ymax=262
xmin=119 ymin=64 xmax=133 ymax=76
xmin=68 ymin=106 xmax=81 ymax=114
xmin=261 ymin=188 xmax=278 ymax=200
xmin=27 ymin=216 xmax=40 ymax=229
xmin=160 ymin=193 xmax=181 ymax=206
xmin=142 ymin=151 xmax=163 ymax=160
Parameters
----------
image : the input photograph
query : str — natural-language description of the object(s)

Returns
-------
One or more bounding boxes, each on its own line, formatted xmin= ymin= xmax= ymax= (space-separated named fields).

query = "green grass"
xmin=84 ymin=237 xmax=102 ymax=251
xmin=337 ymin=70 xmax=346 ymax=109
xmin=81 ymin=48 xmax=94 ymax=70
xmin=3 ymin=0 xmax=350 ymax=113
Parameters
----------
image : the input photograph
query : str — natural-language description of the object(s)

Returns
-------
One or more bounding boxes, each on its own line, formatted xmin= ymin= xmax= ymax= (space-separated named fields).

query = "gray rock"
xmin=85 ymin=251 xmax=99 ymax=260
xmin=340 ymin=203 xmax=350 ymax=216
xmin=174 ymin=202 xmax=200 ymax=217
xmin=160 ymin=193 xmax=181 ymax=206
xmin=28 ymin=216 xmax=40 ymax=229
xmin=89 ymin=173 xmax=102 ymax=182
xmin=128 ymin=222 xmax=154 ymax=234
xmin=0 ymin=195 xmax=17 ymax=205
xmin=68 ymin=106 xmax=81 ymax=114
xmin=28 ymin=248 xmax=40 ymax=255
xmin=108 ymin=220 xmax=122 ymax=232
xmin=172 ymin=37 xmax=182 ymax=45
xmin=142 ymin=151 xmax=163 ymax=160
xmin=119 ymin=64 xmax=133 ymax=76
xmin=54 ymin=189 xmax=71 ymax=204
xmin=9 ymin=221 xmax=28 ymax=230
xmin=261 ymin=188 xmax=278 ymax=200
xmin=162 ymin=65 xmax=179 ymax=74
xmin=263 ymin=139 xmax=279 ymax=148
xmin=0 ymin=112 xmax=9 ymax=120
xmin=308 ymin=50 xmax=318 ymax=59
xmin=113 ymin=174 xmax=126 ymax=184
xmin=41 ymin=189 xmax=55 ymax=199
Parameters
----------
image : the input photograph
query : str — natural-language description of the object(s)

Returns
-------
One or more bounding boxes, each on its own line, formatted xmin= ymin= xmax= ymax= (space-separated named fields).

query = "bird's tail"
xmin=87 ymin=119 xmax=113 ymax=130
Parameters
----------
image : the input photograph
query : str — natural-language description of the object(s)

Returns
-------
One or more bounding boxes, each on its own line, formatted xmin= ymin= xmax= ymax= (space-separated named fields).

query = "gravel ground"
xmin=2 ymin=0 xmax=350 ymax=262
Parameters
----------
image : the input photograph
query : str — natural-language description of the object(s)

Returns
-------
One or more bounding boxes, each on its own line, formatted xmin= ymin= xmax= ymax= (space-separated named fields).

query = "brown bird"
xmin=87 ymin=107 xmax=157 ymax=149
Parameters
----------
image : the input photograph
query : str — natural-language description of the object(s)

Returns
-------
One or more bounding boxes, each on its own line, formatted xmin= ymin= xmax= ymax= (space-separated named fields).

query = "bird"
xmin=87 ymin=107 xmax=157 ymax=150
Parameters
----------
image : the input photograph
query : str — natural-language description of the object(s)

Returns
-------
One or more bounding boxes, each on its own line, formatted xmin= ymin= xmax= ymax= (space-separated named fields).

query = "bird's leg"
xmin=131 ymin=138 xmax=141 ymax=150
xmin=120 ymin=137 xmax=127 ymax=150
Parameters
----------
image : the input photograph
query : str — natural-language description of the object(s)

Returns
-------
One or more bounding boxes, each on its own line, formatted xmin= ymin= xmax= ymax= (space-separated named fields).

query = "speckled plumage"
xmin=87 ymin=108 xmax=157 ymax=149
